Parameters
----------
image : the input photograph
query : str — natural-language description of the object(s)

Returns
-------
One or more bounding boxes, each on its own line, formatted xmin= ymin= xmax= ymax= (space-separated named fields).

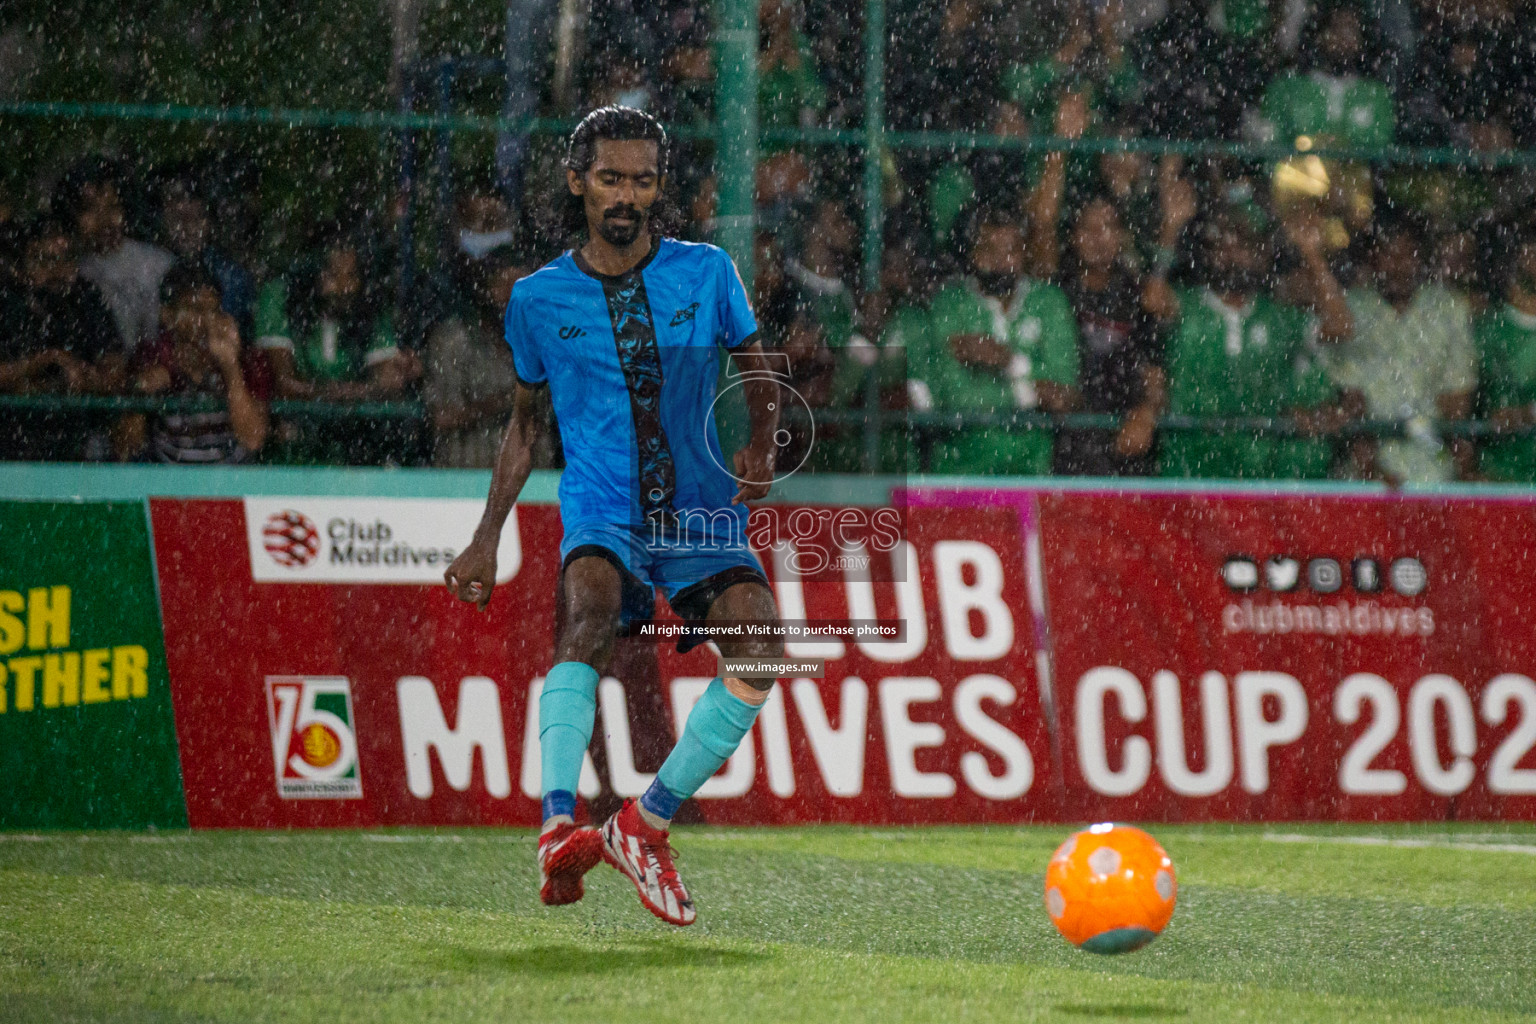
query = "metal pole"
xmin=861 ymin=0 xmax=887 ymax=472
xmin=861 ymin=0 xmax=885 ymax=294
xmin=713 ymin=0 xmax=757 ymax=290
xmin=395 ymin=69 xmax=418 ymax=330
xmin=434 ymin=59 xmax=455 ymax=245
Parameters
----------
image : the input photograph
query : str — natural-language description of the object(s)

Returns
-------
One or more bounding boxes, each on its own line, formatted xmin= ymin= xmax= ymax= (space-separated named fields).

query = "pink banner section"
xmin=150 ymin=487 xmax=1536 ymax=827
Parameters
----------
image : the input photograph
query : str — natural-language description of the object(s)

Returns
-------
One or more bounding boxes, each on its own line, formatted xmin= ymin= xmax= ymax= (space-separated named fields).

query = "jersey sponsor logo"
xmin=244 ymin=498 xmax=521 ymax=584
xmin=267 ymin=676 xmax=362 ymax=799
xmin=559 ymin=325 xmax=586 ymax=339
xmin=669 ymin=302 xmax=699 ymax=326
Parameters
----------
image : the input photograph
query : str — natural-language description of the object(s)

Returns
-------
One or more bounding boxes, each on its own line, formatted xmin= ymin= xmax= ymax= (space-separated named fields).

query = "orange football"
xmin=1043 ymin=823 xmax=1177 ymax=953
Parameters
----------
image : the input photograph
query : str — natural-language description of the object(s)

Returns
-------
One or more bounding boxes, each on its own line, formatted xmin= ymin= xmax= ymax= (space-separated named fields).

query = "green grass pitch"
xmin=1 ymin=823 xmax=1534 ymax=1023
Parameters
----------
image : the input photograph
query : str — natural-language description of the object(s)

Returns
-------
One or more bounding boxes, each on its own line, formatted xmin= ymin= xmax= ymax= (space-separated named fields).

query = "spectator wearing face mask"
xmin=453 ymin=179 xmax=517 ymax=262
xmin=418 ymin=172 xmax=519 ymax=337
xmin=591 ymin=56 xmax=656 ymax=111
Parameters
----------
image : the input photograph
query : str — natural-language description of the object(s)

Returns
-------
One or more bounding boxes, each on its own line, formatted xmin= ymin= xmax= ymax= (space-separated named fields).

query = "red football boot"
xmin=600 ymin=799 xmax=696 ymax=926
xmin=537 ymin=821 xmax=603 ymax=906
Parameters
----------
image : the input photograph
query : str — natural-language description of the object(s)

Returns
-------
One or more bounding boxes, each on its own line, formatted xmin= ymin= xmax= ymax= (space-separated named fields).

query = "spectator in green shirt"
xmin=255 ymin=233 xmax=419 ymax=402
xmin=1477 ymin=230 xmax=1536 ymax=483
xmin=255 ymin=230 xmax=421 ymax=464
xmin=759 ymin=0 xmax=826 ymax=137
xmin=784 ymin=199 xmax=856 ymax=353
xmin=1255 ymin=3 xmax=1392 ymax=249
xmin=1325 ymin=219 xmax=1478 ymax=485
xmin=927 ymin=100 xmax=1041 ymax=251
xmin=1003 ymin=11 xmax=1140 ymax=208
xmin=867 ymin=233 xmax=938 ymax=414
xmin=783 ymin=200 xmax=880 ymax=472
xmin=927 ymin=205 xmax=1081 ymax=477
xmin=1004 ymin=3 xmax=1140 ymax=137
xmin=1151 ymin=205 xmax=1353 ymax=480
xmin=1255 ymin=3 xmax=1395 ymax=151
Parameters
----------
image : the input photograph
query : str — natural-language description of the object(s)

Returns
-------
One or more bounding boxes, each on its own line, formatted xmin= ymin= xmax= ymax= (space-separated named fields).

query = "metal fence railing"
xmin=8 ymin=9 xmax=1536 ymax=473
xmin=5 ymin=395 xmax=1529 ymax=474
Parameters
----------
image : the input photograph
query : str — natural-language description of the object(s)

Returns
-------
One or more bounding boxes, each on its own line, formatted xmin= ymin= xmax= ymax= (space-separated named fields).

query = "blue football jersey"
xmin=505 ymin=237 xmax=759 ymax=533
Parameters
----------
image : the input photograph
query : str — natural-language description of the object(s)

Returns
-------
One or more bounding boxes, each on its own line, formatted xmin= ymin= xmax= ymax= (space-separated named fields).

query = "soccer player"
xmin=444 ymin=107 xmax=785 ymax=927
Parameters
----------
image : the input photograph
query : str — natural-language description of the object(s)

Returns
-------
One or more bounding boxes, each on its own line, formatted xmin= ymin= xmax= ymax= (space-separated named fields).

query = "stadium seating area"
xmin=4 ymin=0 xmax=1536 ymax=483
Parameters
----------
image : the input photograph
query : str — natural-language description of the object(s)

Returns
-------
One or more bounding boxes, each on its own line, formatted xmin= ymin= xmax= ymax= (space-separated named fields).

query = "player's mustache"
xmin=604 ymin=204 xmax=642 ymax=221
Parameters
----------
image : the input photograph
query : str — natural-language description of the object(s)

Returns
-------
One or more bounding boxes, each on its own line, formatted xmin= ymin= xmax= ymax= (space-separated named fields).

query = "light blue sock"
xmin=539 ymin=661 xmax=600 ymax=816
xmin=644 ymin=678 xmax=763 ymax=820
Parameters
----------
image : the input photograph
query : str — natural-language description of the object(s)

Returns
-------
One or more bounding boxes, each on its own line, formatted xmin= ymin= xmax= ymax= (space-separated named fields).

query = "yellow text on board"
xmin=0 ymin=587 xmax=149 ymax=713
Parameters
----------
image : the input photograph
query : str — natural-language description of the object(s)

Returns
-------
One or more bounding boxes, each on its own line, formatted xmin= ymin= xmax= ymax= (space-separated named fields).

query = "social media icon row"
xmin=1221 ymin=555 xmax=1427 ymax=597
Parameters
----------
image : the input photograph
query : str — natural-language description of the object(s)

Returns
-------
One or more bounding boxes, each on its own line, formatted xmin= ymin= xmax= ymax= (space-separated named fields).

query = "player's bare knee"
xmin=717 ymin=633 xmax=783 ymax=662
xmin=724 ymin=675 xmax=772 ymax=700
xmin=717 ymin=636 xmax=782 ymax=696
xmin=709 ymin=580 xmax=777 ymax=623
xmin=558 ymin=603 xmax=618 ymax=667
xmin=557 ymin=594 xmax=620 ymax=668
xmin=558 ymin=555 xmax=623 ymax=668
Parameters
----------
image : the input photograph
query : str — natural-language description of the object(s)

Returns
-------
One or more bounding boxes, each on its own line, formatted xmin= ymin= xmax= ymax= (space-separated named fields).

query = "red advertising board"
xmin=1038 ymin=491 xmax=1536 ymax=822
xmin=150 ymin=487 xmax=1536 ymax=827
xmin=150 ymin=497 xmax=1058 ymax=828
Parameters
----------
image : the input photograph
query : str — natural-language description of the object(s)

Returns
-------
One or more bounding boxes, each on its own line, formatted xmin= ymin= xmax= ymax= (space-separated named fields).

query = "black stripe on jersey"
xmin=599 ymin=268 xmax=676 ymax=526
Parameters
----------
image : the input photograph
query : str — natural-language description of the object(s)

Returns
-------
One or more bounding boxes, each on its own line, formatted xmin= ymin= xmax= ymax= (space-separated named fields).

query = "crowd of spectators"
xmin=4 ymin=0 xmax=1536 ymax=485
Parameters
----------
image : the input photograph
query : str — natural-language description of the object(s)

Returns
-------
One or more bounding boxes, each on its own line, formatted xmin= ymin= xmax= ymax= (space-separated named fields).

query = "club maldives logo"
xmin=267 ymin=676 xmax=362 ymax=799
xmin=263 ymin=510 xmax=321 ymax=567
xmin=244 ymin=498 xmax=521 ymax=585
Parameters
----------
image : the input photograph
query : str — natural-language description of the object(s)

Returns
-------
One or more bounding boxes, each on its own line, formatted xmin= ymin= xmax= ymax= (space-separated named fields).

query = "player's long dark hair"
xmin=549 ymin=106 xmax=683 ymax=242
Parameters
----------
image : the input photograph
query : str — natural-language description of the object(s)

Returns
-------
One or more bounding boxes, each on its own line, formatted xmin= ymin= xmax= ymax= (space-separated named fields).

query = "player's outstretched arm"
xmin=729 ymin=340 xmax=781 ymax=504
xmin=444 ymin=382 xmax=544 ymax=610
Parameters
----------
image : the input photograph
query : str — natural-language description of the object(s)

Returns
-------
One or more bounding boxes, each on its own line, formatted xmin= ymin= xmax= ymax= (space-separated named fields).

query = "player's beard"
xmin=596 ymin=203 xmax=646 ymax=247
